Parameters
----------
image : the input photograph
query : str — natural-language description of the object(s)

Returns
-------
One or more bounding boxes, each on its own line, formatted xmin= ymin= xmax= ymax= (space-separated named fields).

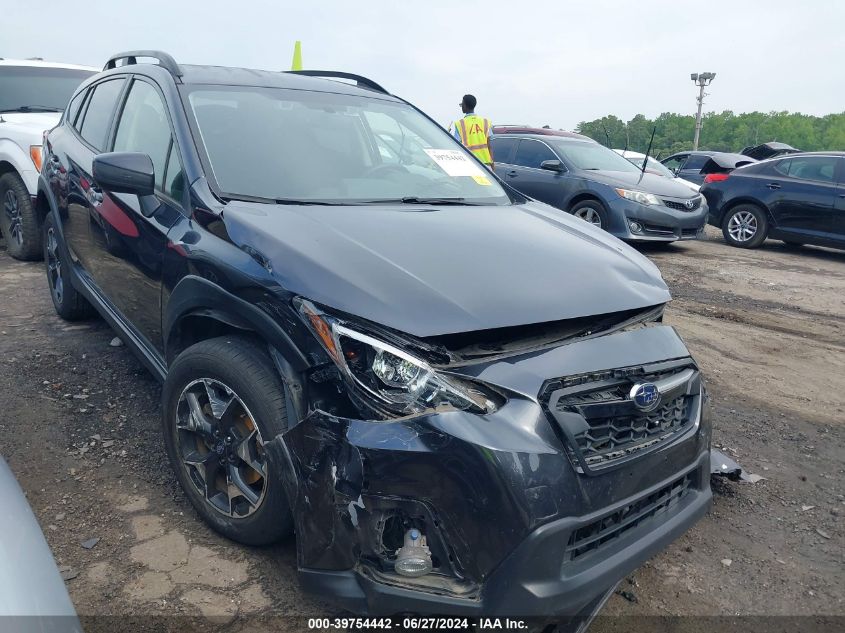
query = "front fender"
xmin=163 ymin=275 xmax=310 ymax=372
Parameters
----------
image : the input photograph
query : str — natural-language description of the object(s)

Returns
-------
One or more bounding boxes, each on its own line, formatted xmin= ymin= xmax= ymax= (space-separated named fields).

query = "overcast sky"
xmin=6 ymin=0 xmax=844 ymax=129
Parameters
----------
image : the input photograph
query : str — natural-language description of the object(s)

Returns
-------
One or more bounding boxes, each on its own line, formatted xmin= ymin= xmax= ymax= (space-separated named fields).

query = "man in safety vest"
xmin=452 ymin=94 xmax=494 ymax=170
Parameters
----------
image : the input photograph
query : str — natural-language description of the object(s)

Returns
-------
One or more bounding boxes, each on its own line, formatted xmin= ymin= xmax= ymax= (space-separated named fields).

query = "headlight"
xmin=297 ymin=300 xmax=499 ymax=416
xmin=616 ymin=188 xmax=661 ymax=206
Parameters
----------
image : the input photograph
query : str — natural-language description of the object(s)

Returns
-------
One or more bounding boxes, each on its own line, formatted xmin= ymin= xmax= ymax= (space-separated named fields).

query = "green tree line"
xmin=575 ymin=111 xmax=845 ymax=158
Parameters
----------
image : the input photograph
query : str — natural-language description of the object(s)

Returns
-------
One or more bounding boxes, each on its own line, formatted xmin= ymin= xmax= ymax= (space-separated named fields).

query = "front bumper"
xmin=299 ymin=451 xmax=710 ymax=616
xmin=273 ymin=326 xmax=712 ymax=616
xmin=605 ymin=198 xmax=709 ymax=242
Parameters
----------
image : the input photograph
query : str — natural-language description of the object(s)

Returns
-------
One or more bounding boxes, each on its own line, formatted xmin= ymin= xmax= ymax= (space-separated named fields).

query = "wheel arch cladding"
xmin=164 ymin=275 xmax=309 ymax=372
xmin=568 ymin=192 xmax=605 ymax=212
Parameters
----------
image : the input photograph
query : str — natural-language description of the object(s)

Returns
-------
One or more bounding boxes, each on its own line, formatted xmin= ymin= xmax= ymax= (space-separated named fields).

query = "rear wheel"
xmin=570 ymin=199 xmax=608 ymax=230
xmin=161 ymin=335 xmax=294 ymax=545
xmin=43 ymin=214 xmax=95 ymax=320
xmin=0 ymin=172 xmax=41 ymax=260
xmin=722 ymin=204 xmax=768 ymax=248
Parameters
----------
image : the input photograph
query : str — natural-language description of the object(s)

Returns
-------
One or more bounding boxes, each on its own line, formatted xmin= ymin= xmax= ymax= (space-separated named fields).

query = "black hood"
xmin=221 ymin=200 xmax=670 ymax=337
xmin=576 ymin=169 xmax=697 ymax=198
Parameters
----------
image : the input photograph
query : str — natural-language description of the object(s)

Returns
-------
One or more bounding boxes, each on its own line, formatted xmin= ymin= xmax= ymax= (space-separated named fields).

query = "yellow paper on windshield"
xmin=424 ymin=149 xmax=486 ymax=177
xmin=472 ymin=175 xmax=491 ymax=185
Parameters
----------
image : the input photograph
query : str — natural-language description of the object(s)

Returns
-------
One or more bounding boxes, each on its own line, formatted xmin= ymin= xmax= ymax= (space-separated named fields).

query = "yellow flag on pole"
xmin=291 ymin=41 xmax=303 ymax=71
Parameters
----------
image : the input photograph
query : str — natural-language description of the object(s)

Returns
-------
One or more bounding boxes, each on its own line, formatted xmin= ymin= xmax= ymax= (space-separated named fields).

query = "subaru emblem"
xmin=630 ymin=382 xmax=661 ymax=411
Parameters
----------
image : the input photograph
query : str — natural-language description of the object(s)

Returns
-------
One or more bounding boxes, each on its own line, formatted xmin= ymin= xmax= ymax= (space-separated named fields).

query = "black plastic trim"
xmin=286 ymin=70 xmax=388 ymax=94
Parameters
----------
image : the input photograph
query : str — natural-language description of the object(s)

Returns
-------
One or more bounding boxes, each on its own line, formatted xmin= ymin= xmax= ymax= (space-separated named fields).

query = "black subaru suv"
xmin=37 ymin=51 xmax=712 ymax=618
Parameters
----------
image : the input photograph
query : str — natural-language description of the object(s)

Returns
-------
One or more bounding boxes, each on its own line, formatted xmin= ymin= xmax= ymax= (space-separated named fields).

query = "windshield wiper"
xmin=0 ymin=105 xmax=62 ymax=113
xmin=362 ymin=196 xmax=482 ymax=206
xmin=274 ymin=198 xmax=345 ymax=206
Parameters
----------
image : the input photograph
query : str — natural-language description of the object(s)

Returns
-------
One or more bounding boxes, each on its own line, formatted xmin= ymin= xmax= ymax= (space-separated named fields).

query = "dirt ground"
xmin=0 ymin=226 xmax=843 ymax=631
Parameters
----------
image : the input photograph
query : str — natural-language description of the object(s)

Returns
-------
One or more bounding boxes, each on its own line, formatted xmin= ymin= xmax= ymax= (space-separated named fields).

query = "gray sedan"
xmin=491 ymin=131 xmax=708 ymax=242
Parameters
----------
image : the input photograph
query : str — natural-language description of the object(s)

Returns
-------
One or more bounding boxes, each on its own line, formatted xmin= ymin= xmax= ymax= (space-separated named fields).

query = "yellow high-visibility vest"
xmin=456 ymin=115 xmax=493 ymax=165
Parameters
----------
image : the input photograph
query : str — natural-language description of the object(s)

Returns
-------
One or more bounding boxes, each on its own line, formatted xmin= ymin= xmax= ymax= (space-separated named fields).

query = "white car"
xmin=0 ymin=59 xmax=96 ymax=260
xmin=614 ymin=149 xmax=700 ymax=193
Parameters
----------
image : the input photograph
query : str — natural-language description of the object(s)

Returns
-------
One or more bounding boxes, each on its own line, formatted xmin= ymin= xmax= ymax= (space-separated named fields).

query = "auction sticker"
xmin=424 ymin=149 xmax=486 ymax=177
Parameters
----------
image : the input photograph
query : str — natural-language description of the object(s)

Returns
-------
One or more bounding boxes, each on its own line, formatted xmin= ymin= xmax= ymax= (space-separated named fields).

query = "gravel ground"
xmin=0 ymin=226 xmax=843 ymax=632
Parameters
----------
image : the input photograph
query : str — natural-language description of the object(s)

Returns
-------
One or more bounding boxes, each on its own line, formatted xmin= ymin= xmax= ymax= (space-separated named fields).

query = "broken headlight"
xmin=297 ymin=300 xmax=499 ymax=416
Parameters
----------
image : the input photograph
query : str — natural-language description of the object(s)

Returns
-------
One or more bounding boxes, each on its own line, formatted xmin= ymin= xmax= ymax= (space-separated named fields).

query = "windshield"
xmin=186 ymin=86 xmax=510 ymax=204
xmin=547 ymin=139 xmax=642 ymax=173
xmin=0 ymin=66 xmax=94 ymax=113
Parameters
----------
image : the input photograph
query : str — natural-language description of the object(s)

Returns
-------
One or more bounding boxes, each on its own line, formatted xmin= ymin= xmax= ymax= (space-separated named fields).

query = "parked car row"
xmin=660 ymin=150 xmax=757 ymax=185
xmin=490 ymin=127 xmax=708 ymax=243
xmin=27 ymin=49 xmax=714 ymax=620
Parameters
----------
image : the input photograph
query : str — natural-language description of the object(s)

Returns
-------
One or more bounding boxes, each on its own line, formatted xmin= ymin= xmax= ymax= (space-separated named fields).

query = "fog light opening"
xmin=629 ymin=221 xmax=643 ymax=234
xmin=394 ymin=528 xmax=433 ymax=577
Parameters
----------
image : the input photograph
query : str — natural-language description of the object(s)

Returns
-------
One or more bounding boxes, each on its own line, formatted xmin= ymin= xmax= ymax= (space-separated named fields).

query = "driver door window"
xmin=513 ymin=139 xmax=557 ymax=169
xmin=662 ymin=155 xmax=687 ymax=173
xmin=113 ymin=79 xmax=183 ymax=199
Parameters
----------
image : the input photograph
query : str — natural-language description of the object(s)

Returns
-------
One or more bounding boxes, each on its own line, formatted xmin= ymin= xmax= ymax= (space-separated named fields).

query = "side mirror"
xmin=540 ymin=159 xmax=564 ymax=172
xmin=93 ymin=152 xmax=155 ymax=196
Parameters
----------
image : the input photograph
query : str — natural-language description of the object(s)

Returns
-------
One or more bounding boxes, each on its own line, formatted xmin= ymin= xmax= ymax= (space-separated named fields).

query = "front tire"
xmin=570 ymin=199 xmax=608 ymax=230
xmin=722 ymin=204 xmax=768 ymax=248
xmin=1 ymin=172 xmax=42 ymax=260
xmin=161 ymin=335 xmax=294 ymax=545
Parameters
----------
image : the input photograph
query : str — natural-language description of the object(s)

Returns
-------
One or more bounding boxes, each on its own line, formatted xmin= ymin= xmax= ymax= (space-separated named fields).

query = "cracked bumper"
xmin=272 ymin=326 xmax=712 ymax=616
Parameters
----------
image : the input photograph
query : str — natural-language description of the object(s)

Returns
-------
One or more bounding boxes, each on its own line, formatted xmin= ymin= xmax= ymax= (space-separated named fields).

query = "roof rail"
xmin=286 ymin=70 xmax=388 ymax=94
xmin=104 ymin=50 xmax=182 ymax=77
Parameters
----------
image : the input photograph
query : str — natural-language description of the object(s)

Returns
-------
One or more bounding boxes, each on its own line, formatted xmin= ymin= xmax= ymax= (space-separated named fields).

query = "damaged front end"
xmin=265 ymin=300 xmax=713 ymax=616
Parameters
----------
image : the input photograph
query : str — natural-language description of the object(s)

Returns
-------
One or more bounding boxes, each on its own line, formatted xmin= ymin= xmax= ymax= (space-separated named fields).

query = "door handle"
xmin=507 ymin=170 xmax=518 ymax=177
xmin=767 ymin=182 xmax=781 ymax=190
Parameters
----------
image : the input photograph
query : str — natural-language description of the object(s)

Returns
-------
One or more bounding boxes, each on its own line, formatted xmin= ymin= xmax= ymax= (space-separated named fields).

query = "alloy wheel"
xmin=3 ymin=189 xmax=23 ymax=246
xmin=175 ymin=379 xmax=268 ymax=518
xmin=574 ymin=207 xmax=602 ymax=228
xmin=46 ymin=227 xmax=64 ymax=305
xmin=727 ymin=210 xmax=758 ymax=243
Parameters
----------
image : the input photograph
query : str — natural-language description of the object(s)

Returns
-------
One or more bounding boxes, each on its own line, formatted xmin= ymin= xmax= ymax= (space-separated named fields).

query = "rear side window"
xmin=113 ymin=79 xmax=182 ymax=198
xmin=78 ymin=79 xmax=124 ymax=151
xmin=490 ymin=137 xmax=517 ymax=164
xmin=683 ymin=154 xmax=709 ymax=170
xmin=513 ymin=139 xmax=557 ymax=169
xmin=776 ymin=156 xmax=837 ymax=183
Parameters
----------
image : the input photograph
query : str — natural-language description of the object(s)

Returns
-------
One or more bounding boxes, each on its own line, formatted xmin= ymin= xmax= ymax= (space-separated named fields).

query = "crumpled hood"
xmin=580 ymin=169 xmax=698 ymax=198
xmin=0 ymin=112 xmax=61 ymax=137
xmin=221 ymin=200 xmax=670 ymax=337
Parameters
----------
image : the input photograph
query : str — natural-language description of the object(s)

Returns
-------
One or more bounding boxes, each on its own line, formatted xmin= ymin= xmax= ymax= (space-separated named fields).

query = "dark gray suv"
xmin=491 ymin=131 xmax=708 ymax=242
xmin=38 ymin=51 xmax=712 ymax=619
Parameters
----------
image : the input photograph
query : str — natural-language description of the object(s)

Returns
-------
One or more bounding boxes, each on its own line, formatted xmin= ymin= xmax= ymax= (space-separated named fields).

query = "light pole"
xmin=690 ymin=72 xmax=716 ymax=150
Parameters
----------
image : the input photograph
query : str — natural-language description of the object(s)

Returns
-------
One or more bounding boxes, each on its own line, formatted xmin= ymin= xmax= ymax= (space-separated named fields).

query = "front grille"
xmin=557 ymin=393 xmax=689 ymax=465
xmin=541 ymin=361 xmax=699 ymax=470
xmin=564 ymin=472 xmax=694 ymax=562
xmin=662 ymin=196 xmax=701 ymax=211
